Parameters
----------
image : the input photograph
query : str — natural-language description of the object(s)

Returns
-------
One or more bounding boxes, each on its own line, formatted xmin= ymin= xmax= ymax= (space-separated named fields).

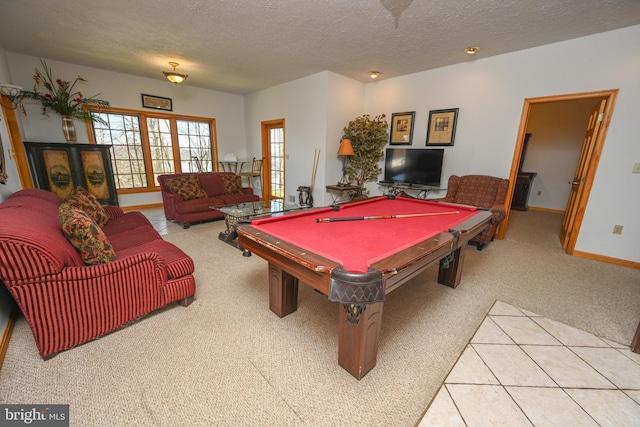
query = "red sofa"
xmin=0 ymin=188 xmax=196 ymax=358
xmin=158 ymin=172 xmax=259 ymax=229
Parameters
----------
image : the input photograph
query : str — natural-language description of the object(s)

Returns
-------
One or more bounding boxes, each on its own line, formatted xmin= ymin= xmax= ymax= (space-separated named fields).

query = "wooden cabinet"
xmin=24 ymin=142 xmax=118 ymax=206
xmin=511 ymin=172 xmax=537 ymax=211
xmin=511 ymin=133 xmax=536 ymax=211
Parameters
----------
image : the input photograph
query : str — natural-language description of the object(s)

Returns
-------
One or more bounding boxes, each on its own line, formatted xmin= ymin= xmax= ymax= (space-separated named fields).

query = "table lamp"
xmin=337 ymin=138 xmax=354 ymax=186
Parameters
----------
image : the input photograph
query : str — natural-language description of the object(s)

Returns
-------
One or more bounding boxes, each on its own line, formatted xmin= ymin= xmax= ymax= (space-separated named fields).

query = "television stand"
xmin=378 ymin=182 xmax=445 ymax=199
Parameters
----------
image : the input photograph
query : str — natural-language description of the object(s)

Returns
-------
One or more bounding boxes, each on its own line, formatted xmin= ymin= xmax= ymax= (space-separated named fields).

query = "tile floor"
xmin=418 ymin=301 xmax=640 ymax=426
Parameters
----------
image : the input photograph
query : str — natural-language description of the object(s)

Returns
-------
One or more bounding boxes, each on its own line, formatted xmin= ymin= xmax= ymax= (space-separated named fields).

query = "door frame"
xmin=260 ymin=118 xmax=285 ymax=201
xmin=498 ymin=89 xmax=618 ymax=254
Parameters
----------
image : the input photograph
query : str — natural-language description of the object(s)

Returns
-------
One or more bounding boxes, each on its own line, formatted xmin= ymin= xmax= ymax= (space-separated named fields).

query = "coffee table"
xmin=212 ymin=200 xmax=300 ymax=250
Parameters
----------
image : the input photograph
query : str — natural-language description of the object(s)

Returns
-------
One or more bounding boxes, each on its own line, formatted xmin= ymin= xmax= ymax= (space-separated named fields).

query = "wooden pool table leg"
xmin=268 ymin=263 xmax=299 ymax=317
xmin=338 ymin=301 xmax=384 ymax=380
xmin=437 ymin=244 xmax=468 ymax=288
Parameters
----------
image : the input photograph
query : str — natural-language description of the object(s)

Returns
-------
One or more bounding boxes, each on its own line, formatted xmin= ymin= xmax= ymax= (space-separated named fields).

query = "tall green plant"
xmin=342 ymin=114 xmax=388 ymax=183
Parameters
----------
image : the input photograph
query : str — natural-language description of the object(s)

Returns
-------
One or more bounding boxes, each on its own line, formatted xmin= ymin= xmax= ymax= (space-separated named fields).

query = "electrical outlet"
xmin=613 ymin=225 xmax=623 ymax=235
xmin=288 ymin=195 xmax=296 ymax=203
xmin=633 ymin=163 xmax=640 ymax=174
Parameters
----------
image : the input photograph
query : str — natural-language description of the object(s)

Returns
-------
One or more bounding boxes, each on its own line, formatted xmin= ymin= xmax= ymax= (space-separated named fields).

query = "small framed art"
xmin=389 ymin=111 xmax=415 ymax=145
xmin=141 ymin=94 xmax=173 ymax=111
xmin=426 ymin=108 xmax=458 ymax=146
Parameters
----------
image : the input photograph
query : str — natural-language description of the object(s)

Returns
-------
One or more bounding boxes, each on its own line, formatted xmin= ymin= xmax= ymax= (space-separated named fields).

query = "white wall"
xmin=3 ymin=26 xmax=639 ymax=263
xmin=244 ymin=71 xmax=332 ymax=205
xmin=325 ymin=72 xmax=366 ymax=205
xmin=243 ymin=71 xmax=369 ymax=207
xmin=525 ymin=99 xmax=599 ymax=211
xmin=6 ymin=52 xmax=246 ymax=207
xmin=363 ymin=25 xmax=640 ymax=262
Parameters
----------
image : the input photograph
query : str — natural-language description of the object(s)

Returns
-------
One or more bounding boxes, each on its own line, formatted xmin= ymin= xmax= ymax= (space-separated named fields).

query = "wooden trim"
xmin=499 ymin=89 xmax=619 ymax=253
xmin=261 ymin=118 xmax=286 ymax=201
xmin=86 ymin=106 xmax=218 ymax=192
xmin=86 ymin=105 xmax=216 ymax=122
xmin=528 ymin=206 xmax=565 ymax=214
xmin=0 ymin=307 xmax=17 ymax=371
xmin=565 ymin=94 xmax=617 ymax=254
xmin=1 ymin=101 xmax=33 ymax=188
xmin=572 ymin=250 xmax=640 ymax=270
xmin=120 ymin=202 xmax=164 ymax=212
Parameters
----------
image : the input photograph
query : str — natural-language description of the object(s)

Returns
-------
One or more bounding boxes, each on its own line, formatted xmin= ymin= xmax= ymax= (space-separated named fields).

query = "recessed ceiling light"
xmin=464 ymin=46 xmax=480 ymax=55
xmin=369 ymin=71 xmax=380 ymax=79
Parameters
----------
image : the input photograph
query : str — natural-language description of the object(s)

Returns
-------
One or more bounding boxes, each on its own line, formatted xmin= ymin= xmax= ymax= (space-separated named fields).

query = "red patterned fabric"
xmin=158 ymin=172 xmax=258 ymax=228
xmin=64 ymin=186 xmax=111 ymax=228
xmin=58 ymin=202 xmax=117 ymax=265
xmin=219 ymin=174 xmax=244 ymax=195
xmin=437 ymin=175 xmax=509 ymax=247
xmin=0 ymin=189 xmax=196 ymax=358
xmin=164 ymin=175 xmax=207 ymax=201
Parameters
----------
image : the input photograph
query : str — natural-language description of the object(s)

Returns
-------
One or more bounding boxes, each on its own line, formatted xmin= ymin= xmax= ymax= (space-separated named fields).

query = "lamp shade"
xmin=337 ymin=139 xmax=354 ymax=156
xmin=163 ymin=62 xmax=188 ymax=85
xmin=164 ymin=73 xmax=187 ymax=84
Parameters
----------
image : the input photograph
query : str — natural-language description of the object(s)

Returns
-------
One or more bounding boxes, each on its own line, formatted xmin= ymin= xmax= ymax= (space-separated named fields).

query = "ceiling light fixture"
xmin=163 ymin=62 xmax=188 ymax=84
xmin=0 ymin=83 xmax=23 ymax=109
xmin=464 ymin=46 xmax=480 ymax=55
xmin=369 ymin=71 xmax=380 ymax=79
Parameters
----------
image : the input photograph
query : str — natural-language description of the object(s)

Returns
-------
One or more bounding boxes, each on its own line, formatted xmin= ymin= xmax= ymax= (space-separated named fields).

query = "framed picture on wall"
xmin=141 ymin=94 xmax=173 ymax=111
xmin=389 ymin=111 xmax=415 ymax=145
xmin=426 ymin=108 xmax=459 ymax=146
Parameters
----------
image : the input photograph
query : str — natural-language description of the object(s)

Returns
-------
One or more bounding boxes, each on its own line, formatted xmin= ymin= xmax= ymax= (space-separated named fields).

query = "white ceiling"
xmin=1 ymin=0 xmax=639 ymax=94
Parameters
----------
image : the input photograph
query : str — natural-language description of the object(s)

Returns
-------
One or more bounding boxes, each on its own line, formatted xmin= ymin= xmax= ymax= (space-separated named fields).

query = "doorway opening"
xmin=499 ymin=89 xmax=618 ymax=255
xmin=261 ymin=119 xmax=285 ymax=201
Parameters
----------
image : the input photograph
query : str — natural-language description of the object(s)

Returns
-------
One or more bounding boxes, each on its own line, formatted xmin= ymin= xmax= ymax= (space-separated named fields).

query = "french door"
xmin=261 ymin=119 xmax=285 ymax=201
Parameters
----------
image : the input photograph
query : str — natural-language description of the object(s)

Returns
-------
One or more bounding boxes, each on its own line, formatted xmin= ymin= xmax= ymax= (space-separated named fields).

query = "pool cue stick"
xmin=316 ymin=211 xmax=460 ymax=223
xmin=306 ymin=149 xmax=319 ymax=206
xmin=309 ymin=149 xmax=319 ymax=192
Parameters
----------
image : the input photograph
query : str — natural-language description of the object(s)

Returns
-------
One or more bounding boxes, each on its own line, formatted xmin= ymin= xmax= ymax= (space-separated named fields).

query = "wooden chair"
xmin=240 ymin=157 xmax=263 ymax=196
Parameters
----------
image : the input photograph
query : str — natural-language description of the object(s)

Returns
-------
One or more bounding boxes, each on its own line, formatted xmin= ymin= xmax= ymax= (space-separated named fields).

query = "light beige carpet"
xmin=0 ymin=210 xmax=638 ymax=426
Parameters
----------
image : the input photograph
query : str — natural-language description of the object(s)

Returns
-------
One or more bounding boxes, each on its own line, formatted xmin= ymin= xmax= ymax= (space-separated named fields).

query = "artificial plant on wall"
xmin=342 ymin=114 xmax=388 ymax=184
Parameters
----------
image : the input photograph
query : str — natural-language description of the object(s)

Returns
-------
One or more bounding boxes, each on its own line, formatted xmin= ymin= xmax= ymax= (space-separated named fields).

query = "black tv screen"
xmin=383 ymin=148 xmax=444 ymax=187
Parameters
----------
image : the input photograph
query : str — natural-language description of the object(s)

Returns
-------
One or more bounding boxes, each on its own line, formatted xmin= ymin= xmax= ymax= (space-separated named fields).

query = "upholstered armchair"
xmin=436 ymin=175 xmax=509 ymax=250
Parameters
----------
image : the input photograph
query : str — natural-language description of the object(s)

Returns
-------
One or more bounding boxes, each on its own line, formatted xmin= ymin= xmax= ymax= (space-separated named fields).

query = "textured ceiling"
xmin=1 ymin=0 xmax=639 ymax=94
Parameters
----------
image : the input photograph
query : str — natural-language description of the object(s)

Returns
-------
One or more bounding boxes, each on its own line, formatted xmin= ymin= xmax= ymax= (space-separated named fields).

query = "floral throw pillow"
xmin=219 ymin=174 xmax=244 ymax=195
xmin=59 ymin=202 xmax=117 ymax=265
xmin=165 ymin=175 xmax=207 ymax=201
xmin=65 ymin=186 xmax=111 ymax=228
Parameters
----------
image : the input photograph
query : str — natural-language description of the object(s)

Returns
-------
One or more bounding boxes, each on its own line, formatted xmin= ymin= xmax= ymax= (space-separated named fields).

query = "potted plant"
xmin=341 ymin=114 xmax=388 ymax=186
xmin=19 ymin=59 xmax=109 ymax=142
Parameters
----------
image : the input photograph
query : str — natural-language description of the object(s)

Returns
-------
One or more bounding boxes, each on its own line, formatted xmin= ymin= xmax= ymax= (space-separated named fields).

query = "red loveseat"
xmin=158 ymin=172 xmax=259 ymax=229
xmin=0 ymin=188 xmax=196 ymax=358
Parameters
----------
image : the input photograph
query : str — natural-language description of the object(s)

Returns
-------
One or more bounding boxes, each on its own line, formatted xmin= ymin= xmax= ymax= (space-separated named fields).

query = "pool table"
xmin=236 ymin=195 xmax=493 ymax=379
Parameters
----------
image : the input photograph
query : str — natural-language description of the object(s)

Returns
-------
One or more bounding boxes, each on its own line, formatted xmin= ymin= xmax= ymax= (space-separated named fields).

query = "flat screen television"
xmin=383 ymin=148 xmax=444 ymax=187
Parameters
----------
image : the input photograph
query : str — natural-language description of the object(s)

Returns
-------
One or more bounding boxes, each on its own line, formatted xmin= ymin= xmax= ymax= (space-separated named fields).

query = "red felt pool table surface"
xmin=237 ymin=195 xmax=493 ymax=379
xmin=250 ymin=196 xmax=478 ymax=273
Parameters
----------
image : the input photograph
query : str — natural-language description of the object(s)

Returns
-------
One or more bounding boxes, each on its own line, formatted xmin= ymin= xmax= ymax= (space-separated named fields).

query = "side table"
xmin=325 ymin=184 xmax=362 ymax=204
